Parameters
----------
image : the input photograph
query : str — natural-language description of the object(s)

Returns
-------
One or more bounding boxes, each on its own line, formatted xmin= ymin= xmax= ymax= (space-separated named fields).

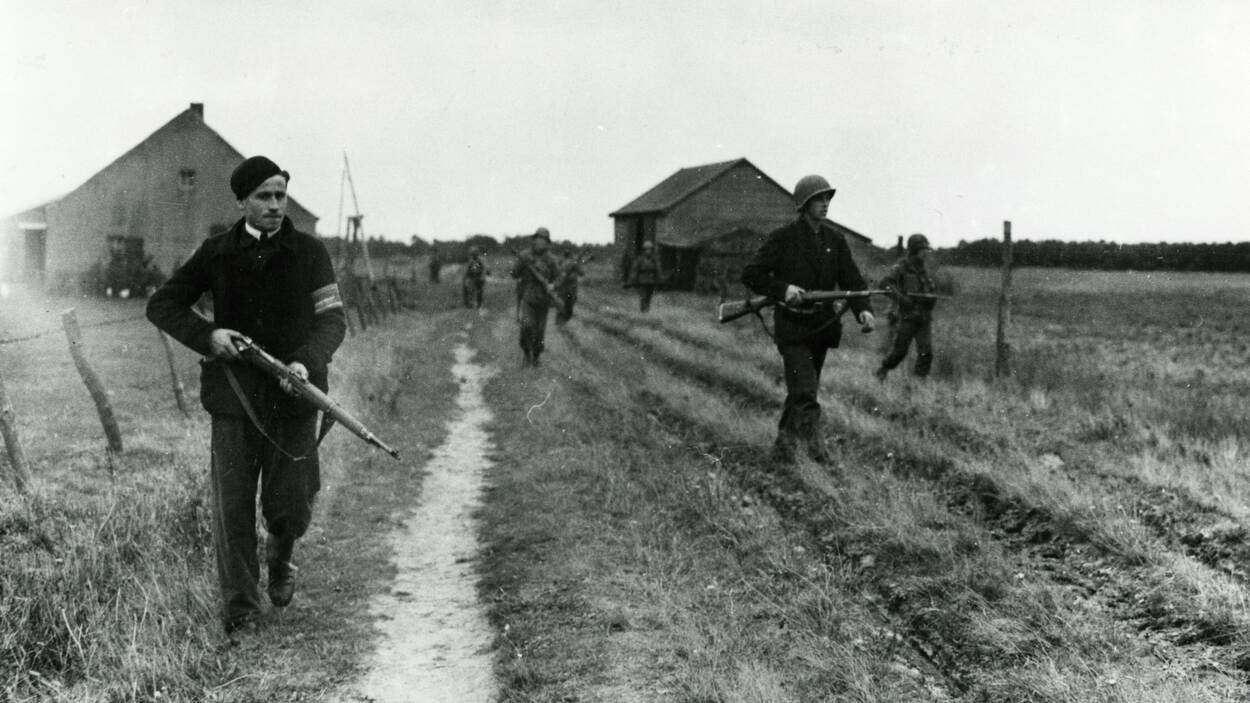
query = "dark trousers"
xmin=463 ymin=279 xmax=484 ymax=308
xmin=519 ymin=299 xmax=551 ymax=359
xmin=880 ymin=317 xmax=933 ymax=376
xmin=555 ymin=289 xmax=577 ymax=325
xmin=637 ymin=285 xmax=655 ymax=312
xmin=210 ymin=414 xmax=320 ymax=627
xmin=777 ymin=341 xmax=830 ymax=448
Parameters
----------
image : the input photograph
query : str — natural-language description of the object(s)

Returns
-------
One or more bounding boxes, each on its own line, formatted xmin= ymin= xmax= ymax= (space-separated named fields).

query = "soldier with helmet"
xmin=628 ymin=240 xmax=662 ymax=313
xmin=462 ymin=245 xmax=488 ymax=309
xmin=741 ymin=174 xmax=876 ymax=465
xmin=511 ymin=227 xmax=561 ymax=366
xmin=875 ymin=233 xmax=937 ymax=380
xmin=554 ymin=243 xmax=585 ymax=326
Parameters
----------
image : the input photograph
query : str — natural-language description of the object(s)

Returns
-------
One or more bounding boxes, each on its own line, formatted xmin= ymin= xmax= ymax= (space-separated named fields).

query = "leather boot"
xmin=266 ymin=538 xmax=296 ymax=608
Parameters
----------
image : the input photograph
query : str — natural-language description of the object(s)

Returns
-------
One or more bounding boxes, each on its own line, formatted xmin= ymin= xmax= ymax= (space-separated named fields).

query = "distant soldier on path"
xmin=876 ymin=233 xmax=937 ymax=381
xmin=146 ymin=155 xmax=347 ymax=638
xmin=554 ymin=244 xmax=585 ymax=326
xmin=741 ymin=174 xmax=875 ymax=465
xmin=628 ymin=240 xmax=661 ymax=313
xmin=428 ymin=247 xmax=443 ymax=283
xmin=462 ymin=246 xmax=488 ymax=309
xmin=511 ymin=227 xmax=561 ymax=366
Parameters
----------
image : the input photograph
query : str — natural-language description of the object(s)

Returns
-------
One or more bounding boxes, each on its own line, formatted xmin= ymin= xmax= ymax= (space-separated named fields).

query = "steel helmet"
xmin=906 ymin=233 xmax=931 ymax=254
xmin=641 ymin=240 xmax=654 ymax=250
xmin=793 ymin=175 xmax=836 ymax=211
xmin=533 ymin=227 xmax=551 ymax=241
xmin=468 ymin=245 xmax=480 ymax=255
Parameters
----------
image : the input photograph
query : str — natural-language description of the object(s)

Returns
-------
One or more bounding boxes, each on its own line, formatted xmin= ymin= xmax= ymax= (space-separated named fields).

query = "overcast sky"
xmin=4 ymin=1 xmax=1249 ymax=248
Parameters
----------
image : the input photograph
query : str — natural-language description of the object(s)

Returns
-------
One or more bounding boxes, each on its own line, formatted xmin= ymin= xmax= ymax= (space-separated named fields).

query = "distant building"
xmin=609 ymin=158 xmax=879 ymax=292
xmin=0 ymin=103 xmax=317 ymax=290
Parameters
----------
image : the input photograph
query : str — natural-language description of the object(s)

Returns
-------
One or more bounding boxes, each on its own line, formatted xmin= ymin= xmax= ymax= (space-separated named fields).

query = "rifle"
xmin=717 ymin=289 xmax=888 ymax=324
xmin=233 ymin=336 xmax=401 ymax=460
xmin=508 ymin=247 xmax=566 ymax=315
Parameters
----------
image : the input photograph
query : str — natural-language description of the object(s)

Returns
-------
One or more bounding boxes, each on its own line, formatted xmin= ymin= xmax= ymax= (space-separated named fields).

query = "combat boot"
xmin=770 ymin=432 xmax=799 ymax=465
xmin=266 ymin=538 xmax=296 ymax=608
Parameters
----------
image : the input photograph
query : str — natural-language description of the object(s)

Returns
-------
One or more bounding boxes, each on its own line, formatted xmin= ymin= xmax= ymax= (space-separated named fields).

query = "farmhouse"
xmin=609 ymin=158 xmax=880 ymax=292
xmin=0 ymin=103 xmax=317 ymax=290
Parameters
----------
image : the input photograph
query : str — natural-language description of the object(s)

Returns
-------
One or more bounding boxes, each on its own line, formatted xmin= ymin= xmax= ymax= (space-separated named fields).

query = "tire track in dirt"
xmin=577 ymin=310 xmax=1250 ymax=688
xmin=341 ymin=331 xmax=498 ymax=703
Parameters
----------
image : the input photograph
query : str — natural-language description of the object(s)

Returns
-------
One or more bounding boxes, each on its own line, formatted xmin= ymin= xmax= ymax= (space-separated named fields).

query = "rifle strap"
xmin=223 ymin=365 xmax=308 ymax=461
xmin=316 ymin=413 xmax=338 ymax=447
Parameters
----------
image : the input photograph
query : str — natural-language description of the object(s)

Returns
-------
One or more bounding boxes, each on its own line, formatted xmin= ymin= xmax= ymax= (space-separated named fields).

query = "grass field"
xmin=3 ymin=264 xmax=1250 ymax=701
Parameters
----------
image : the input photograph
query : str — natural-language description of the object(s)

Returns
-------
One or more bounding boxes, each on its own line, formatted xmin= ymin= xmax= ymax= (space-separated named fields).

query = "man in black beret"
xmin=147 ymin=155 xmax=347 ymax=639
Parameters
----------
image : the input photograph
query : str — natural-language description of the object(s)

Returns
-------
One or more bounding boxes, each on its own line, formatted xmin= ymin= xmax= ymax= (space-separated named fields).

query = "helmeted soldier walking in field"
xmin=146 ymin=156 xmax=347 ymax=638
xmin=511 ymin=227 xmax=561 ymax=366
xmin=462 ymin=245 xmax=488 ymax=309
xmin=428 ymin=247 xmax=443 ymax=283
xmin=629 ymin=240 xmax=661 ymax=313
xmin=876 ymin=233 xmax=937 ymax=380
xmin=554 ymin=244 xmax=584 ymax=326
xmin=741 ymin=174 xmax=875 ymax=465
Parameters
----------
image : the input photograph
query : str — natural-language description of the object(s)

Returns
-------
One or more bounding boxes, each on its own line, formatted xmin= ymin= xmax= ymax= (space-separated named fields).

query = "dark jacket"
xmin=146 ymin=217 xmax=347 ymax=418
xmin=510 ymin=249 xmax=561 ymax=306
xmin=741 ymin=217 xmax=873 ymax=346
xmin=629 ymin=252 xmax=661 ymax=286
xmin=878 ymin=257 xmax=936 ymax=321
xmin=556 ymin=258 xmax=584 ymax=294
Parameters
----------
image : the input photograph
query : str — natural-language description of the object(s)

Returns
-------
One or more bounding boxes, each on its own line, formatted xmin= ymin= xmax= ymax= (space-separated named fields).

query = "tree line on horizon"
xmin=938 ymin=238 xmax=1250 ymax=272
xmin=320 ymin=234 xmax=615 ymax=264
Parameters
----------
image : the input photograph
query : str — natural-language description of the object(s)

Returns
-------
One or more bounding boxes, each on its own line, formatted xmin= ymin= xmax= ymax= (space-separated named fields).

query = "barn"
xmin=609 ymin=158 xmax=881 ymax=292
xmin=0 ymin=103 xmax=318 ymax=291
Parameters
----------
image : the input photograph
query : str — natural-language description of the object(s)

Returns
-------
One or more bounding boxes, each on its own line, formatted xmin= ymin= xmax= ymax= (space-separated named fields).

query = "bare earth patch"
xmin=340 ymin=332 xmax=498 ymax=702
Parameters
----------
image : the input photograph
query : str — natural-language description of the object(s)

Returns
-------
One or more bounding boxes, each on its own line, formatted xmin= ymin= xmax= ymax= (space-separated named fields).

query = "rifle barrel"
xmin=237 ymin=339 xmax=401 ymax=460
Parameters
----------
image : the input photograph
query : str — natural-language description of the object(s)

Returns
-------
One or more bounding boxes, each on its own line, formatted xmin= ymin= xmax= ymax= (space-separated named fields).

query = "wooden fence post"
xmin=61 ymin=309 xmax=124 ymax=453
xmin=157 ymin=329 xmax=190 ymax=417
xmin=995 ymin=221 xmax=1013 ymax=378
xmin=0 ymin=369 xmax=31 ymax=496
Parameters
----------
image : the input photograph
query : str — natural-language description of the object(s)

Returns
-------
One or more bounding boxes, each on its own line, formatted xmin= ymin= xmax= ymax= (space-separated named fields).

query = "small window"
xmin=179 ymin=168 xmax=196 ymax=191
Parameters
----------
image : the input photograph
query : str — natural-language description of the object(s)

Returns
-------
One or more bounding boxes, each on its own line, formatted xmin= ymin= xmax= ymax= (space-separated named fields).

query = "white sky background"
xmin=3 ymin=0 xmax=1250 ymax=248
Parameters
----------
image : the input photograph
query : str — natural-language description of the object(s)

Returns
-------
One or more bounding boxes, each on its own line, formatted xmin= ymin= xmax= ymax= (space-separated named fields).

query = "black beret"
xmin=230 ymin=156 xmax=289 ymax=199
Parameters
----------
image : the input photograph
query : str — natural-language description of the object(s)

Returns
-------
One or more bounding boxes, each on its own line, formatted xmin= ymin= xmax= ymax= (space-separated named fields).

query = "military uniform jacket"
xmin=556 ymin=259 xmax=584 ymax=294
xmin=510 ymin=250 xmax=561 ymax=305
xmin=464 ymin=257 xmax=487 ymax=280
xmin=879 ymin=258 xmax=935 ymax=321
xmin=630 ymin=253 xmax=661 ymax=285
xmin=146 ymin=217 xmax=347 ymax=418
xmin=741 ymin=217 xmax=873 ymax=346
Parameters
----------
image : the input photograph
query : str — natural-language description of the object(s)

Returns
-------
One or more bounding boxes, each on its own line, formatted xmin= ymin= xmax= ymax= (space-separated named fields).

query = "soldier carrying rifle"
xmin=146 ymin=156 xmax=347 ymax=639
xmin=875 ymin=233 xmax=940 ymax=381
xmin=741 ymin=174 xmax=876 ymax=466
xmin=511 ymin=227 xmax=561 ymax=367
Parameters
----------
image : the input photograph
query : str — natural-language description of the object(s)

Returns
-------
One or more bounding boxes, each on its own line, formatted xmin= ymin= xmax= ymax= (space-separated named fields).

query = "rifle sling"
xmin=223 ymin=364 xmax=309 ymax=461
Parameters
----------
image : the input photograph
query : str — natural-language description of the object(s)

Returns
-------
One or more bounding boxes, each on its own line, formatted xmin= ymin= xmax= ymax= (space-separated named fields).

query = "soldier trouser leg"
xmin=639 ymin=286 xmax=654 ymax=312
xmin=912 ymin=319 xmax=933 ymax=377
xmin=475 ymin=282 xmax=484 ymax=309
xmin=880 ymin=318 xmax=921 ymax=371
xmin=520 ymin=300 xmax=550 ymax=358
xmin=777 ymin=342 xmax=829 ymax=458
xmin=210 ymin=414 xmax=320 ymax=629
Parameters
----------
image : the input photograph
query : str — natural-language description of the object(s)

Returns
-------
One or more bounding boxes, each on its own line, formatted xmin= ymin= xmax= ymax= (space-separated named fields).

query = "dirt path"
xmin=341 ymin=331 xmax=499 ymax=702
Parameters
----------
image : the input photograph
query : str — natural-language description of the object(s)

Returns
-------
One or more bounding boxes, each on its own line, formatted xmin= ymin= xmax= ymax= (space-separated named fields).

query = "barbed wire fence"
xmin=0 ymin=269 xmax=422 ymax=497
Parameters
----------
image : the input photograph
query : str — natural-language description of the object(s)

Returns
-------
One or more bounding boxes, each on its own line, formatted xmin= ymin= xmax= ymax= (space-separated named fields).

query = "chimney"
xmin=189 ymin=103 xmax=204 ymax=119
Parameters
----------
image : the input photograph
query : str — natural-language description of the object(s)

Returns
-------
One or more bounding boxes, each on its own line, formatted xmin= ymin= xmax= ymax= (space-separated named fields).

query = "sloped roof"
xmin=7 ymin=106 xmax=317 ymax=221
xmin=610 ymin=158 xmax=789 ymax=216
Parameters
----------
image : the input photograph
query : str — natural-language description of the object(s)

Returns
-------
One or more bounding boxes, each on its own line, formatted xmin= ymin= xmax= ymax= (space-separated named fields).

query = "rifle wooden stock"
xmin=235 ymin=338 xmax=401 ymax=460
xmin=717 ymin=289 xmax=888 ymax=324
